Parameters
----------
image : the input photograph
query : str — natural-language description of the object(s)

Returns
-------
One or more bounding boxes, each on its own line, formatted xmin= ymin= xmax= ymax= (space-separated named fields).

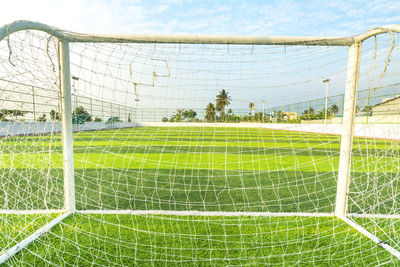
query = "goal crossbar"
xmin=1 ymin=20 xmax=400 ymax=46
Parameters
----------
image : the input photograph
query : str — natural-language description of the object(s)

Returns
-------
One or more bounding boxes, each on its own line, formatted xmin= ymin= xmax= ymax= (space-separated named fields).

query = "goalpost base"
xmin=0 ymin=212 xmax=73 ymax=264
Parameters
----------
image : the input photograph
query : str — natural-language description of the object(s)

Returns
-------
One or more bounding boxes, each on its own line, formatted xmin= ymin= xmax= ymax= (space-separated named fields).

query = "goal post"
xmin=335 ymin=42 xmax=362 ymax=217
xmin=60 ymin=39 xmax=75 ymax=213
xmin=0 ymin=20 xmax=400 ymax=265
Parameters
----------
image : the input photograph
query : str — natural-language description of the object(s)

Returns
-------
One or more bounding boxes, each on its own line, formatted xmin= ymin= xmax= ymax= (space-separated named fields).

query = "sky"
xmin=1 ymin=0 xmax=400 ymax=119
xmin=1 ymin=0 xmax=400 ymax=37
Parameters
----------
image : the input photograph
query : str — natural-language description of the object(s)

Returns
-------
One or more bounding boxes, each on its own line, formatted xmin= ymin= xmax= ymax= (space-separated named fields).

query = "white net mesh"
xmin=0 ymin=26 xmax=399 ymax=265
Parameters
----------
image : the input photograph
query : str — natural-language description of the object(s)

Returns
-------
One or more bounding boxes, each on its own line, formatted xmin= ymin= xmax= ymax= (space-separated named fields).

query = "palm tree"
xmin=205 ymin=103 xmax=216 ymax=122
xmin=249 ymin=102 xmax=255 ymax=116
xmin=216 ymin=89 xmax=231 ymax=121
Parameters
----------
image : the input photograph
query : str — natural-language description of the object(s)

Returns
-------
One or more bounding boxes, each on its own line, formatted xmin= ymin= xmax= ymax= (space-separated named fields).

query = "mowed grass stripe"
xmin=1 ymin=150 xmax=398 ymax=174
xmin=2 ymin=126 xmax=400 ymax=265
xmin=0 ymin=150 xmax=337 ymax=171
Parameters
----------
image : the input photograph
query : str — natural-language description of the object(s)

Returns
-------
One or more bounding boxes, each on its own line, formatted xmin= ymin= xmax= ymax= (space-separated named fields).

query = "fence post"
xmin=60 ymin=39 xmax=76 ymax=213
xmin=335 ymin=42 xmax=362 ymax=217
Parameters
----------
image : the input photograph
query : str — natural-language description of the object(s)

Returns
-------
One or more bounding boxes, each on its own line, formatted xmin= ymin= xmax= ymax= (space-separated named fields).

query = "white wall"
xmin=139 ymin=122 xmax=400 ymax=140
xmin=1 ymin=121 xmax=399 ymax=141
xmin=261 ymin=123 xmax=400 ymax=140
xmin=0 ymin=121 xmax=137 ymax=137
xmin=302 ymin=115 xmax=400 ymax=124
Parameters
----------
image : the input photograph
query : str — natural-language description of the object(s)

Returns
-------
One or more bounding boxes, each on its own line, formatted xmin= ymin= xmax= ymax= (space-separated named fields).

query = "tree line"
xmin=299 ymin=104 xmax=339 ymax=120
xmin=162 ymin=89 xmax=269 ymax=123
xmin=0 ymin=106 xmax=124 ymax=124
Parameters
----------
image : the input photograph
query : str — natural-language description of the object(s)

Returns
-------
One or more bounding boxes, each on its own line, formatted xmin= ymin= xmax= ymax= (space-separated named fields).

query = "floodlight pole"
xmin=60 ymin=39 xmax=76 ymax=213
xmin=335 ymin=42 xmax=361 ymax=217
xmin=323 ymin=79 xmax=330 ymax=124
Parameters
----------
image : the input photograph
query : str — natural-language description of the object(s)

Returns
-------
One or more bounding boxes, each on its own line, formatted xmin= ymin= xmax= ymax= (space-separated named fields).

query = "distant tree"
xmin=232 ymin=114 xmax=242 ymax=123
xmin=277 ymin=110 xmax=284 ymax=122
xmin=94 ymin=117 xmax=102 ymax=122
xmin=249 ymin=102 xmax=255 ymax=116
xmin=0 ymin=109 xmax=27 ymax=121
xmin=183 ymin=109 xmax=197 ymax=121
xmin=37 ymin=114 xmax=47 ymax=122
xmin=328 ymin=104 xmax=339 ymax=117
xmin=12 ymin=109 xmax=26 ymax=120
xmin=72 ymin=106 xmax=92 ymax=124
xmin=162 ymin=117 xmax=169 ymax=122
xmin=127 ymin=113 xmax=132 ymax=122
xmin=242 ymin=114 xmax=250 ymax=122
xmin=302 ymin=107 xmax=315 ymax=115
xmin=216 ymin=89 xmax=231 ymax=121
xmin=255 ymin=112 xmax=264 ymax=122
xmin=106 ymin=117 xmax=122 ymax=124
xmin=175 ymin=109 xmax=183 ymax=122
xmin=50 ymin=109 xmax=60 ymax=121
xmin=226 ymin=109 xmax=234 ymax=121
xmin=169 ymin=109 xmax=183 ymax=122
xmin=205 ymin=103 xmax=216 ymax=122
xmin=362 ymin=105 xmax=373 ymax=116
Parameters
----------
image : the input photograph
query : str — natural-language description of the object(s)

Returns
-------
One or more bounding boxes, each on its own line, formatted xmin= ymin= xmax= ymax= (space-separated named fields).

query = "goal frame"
xmin=1 ymin=20 xmax=400 ymax=263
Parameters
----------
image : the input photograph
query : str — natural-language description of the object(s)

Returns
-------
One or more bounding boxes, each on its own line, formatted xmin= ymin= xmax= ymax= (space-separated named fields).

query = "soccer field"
xmin=1 ymin=126 xmax=399 ymax=265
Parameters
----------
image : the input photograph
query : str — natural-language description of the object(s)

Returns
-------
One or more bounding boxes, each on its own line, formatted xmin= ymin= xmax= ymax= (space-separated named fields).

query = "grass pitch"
xmin=1 ymin=126 xmax=399 ymax=265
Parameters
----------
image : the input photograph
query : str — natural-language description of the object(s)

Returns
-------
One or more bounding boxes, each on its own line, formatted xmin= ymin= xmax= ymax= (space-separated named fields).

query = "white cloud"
xmin=0 ymin=0 xmax=400 ymax=36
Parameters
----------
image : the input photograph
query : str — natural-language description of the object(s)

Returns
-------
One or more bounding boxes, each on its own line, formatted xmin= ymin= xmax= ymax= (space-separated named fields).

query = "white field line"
xmin=340 ymin=216 xmax=400 ymax=259
xmin=0 ymin=212 xmax=72 ymax=264
xmin=348 ymin=213 xmax=400 ymax=219
xmin=2 ymin=210 xmax=398 ymax=219
xmin=77 ymin=210 xmax=334 ymax=217
xmin=0 ymin=209 xmax=65 ymax=215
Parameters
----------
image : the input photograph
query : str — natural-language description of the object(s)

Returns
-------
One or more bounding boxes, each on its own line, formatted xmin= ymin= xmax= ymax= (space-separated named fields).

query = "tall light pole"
xmin=323 ymin=79 xmax=330 ymax=124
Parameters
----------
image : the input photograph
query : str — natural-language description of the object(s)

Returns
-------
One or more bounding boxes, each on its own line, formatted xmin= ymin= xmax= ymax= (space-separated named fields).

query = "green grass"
xmin=1 ymin=126 xmax=399 ymax=265
xmin=0 ymin=214 xmax=59 ymax=254
xmin=7 ymin=215 xmax=397 ymax=266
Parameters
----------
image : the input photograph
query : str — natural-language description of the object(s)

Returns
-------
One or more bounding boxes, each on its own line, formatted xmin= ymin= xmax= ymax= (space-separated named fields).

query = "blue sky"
xmin=2 ymin=0 xmax=400 ymax=117
xmin=2 ymin=0 xmax=400 ymax=36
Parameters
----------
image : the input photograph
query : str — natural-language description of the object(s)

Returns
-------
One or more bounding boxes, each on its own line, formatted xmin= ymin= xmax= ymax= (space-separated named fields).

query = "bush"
xmin=37 ymin=114 xmax=47 ymax=122
xmin=72 ymin=106 xmax=92 ymax=124
xmin=106 ymin=117 xmax=122 ymax=124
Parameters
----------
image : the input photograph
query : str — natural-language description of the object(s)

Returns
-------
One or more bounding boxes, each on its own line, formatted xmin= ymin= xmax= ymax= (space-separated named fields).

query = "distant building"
xmin=282 ymin=112 xmax=298 ymax=121
xmin=372 ymin=96 xmax=400 ymax=115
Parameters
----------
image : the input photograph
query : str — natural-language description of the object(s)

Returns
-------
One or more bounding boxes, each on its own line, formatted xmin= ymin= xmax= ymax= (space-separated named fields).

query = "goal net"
xmin=0 ymin=21 xmax=399 ymax=265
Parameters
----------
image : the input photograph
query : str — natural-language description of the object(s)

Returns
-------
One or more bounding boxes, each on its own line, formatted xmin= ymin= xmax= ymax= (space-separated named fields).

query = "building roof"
xmin=373 ymin=95 xmax=400 ymax=107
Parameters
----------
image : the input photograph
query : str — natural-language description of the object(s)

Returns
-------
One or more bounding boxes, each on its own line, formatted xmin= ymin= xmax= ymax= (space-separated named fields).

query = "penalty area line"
xmin=78 ymin=210 xmax=334 ymax=217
